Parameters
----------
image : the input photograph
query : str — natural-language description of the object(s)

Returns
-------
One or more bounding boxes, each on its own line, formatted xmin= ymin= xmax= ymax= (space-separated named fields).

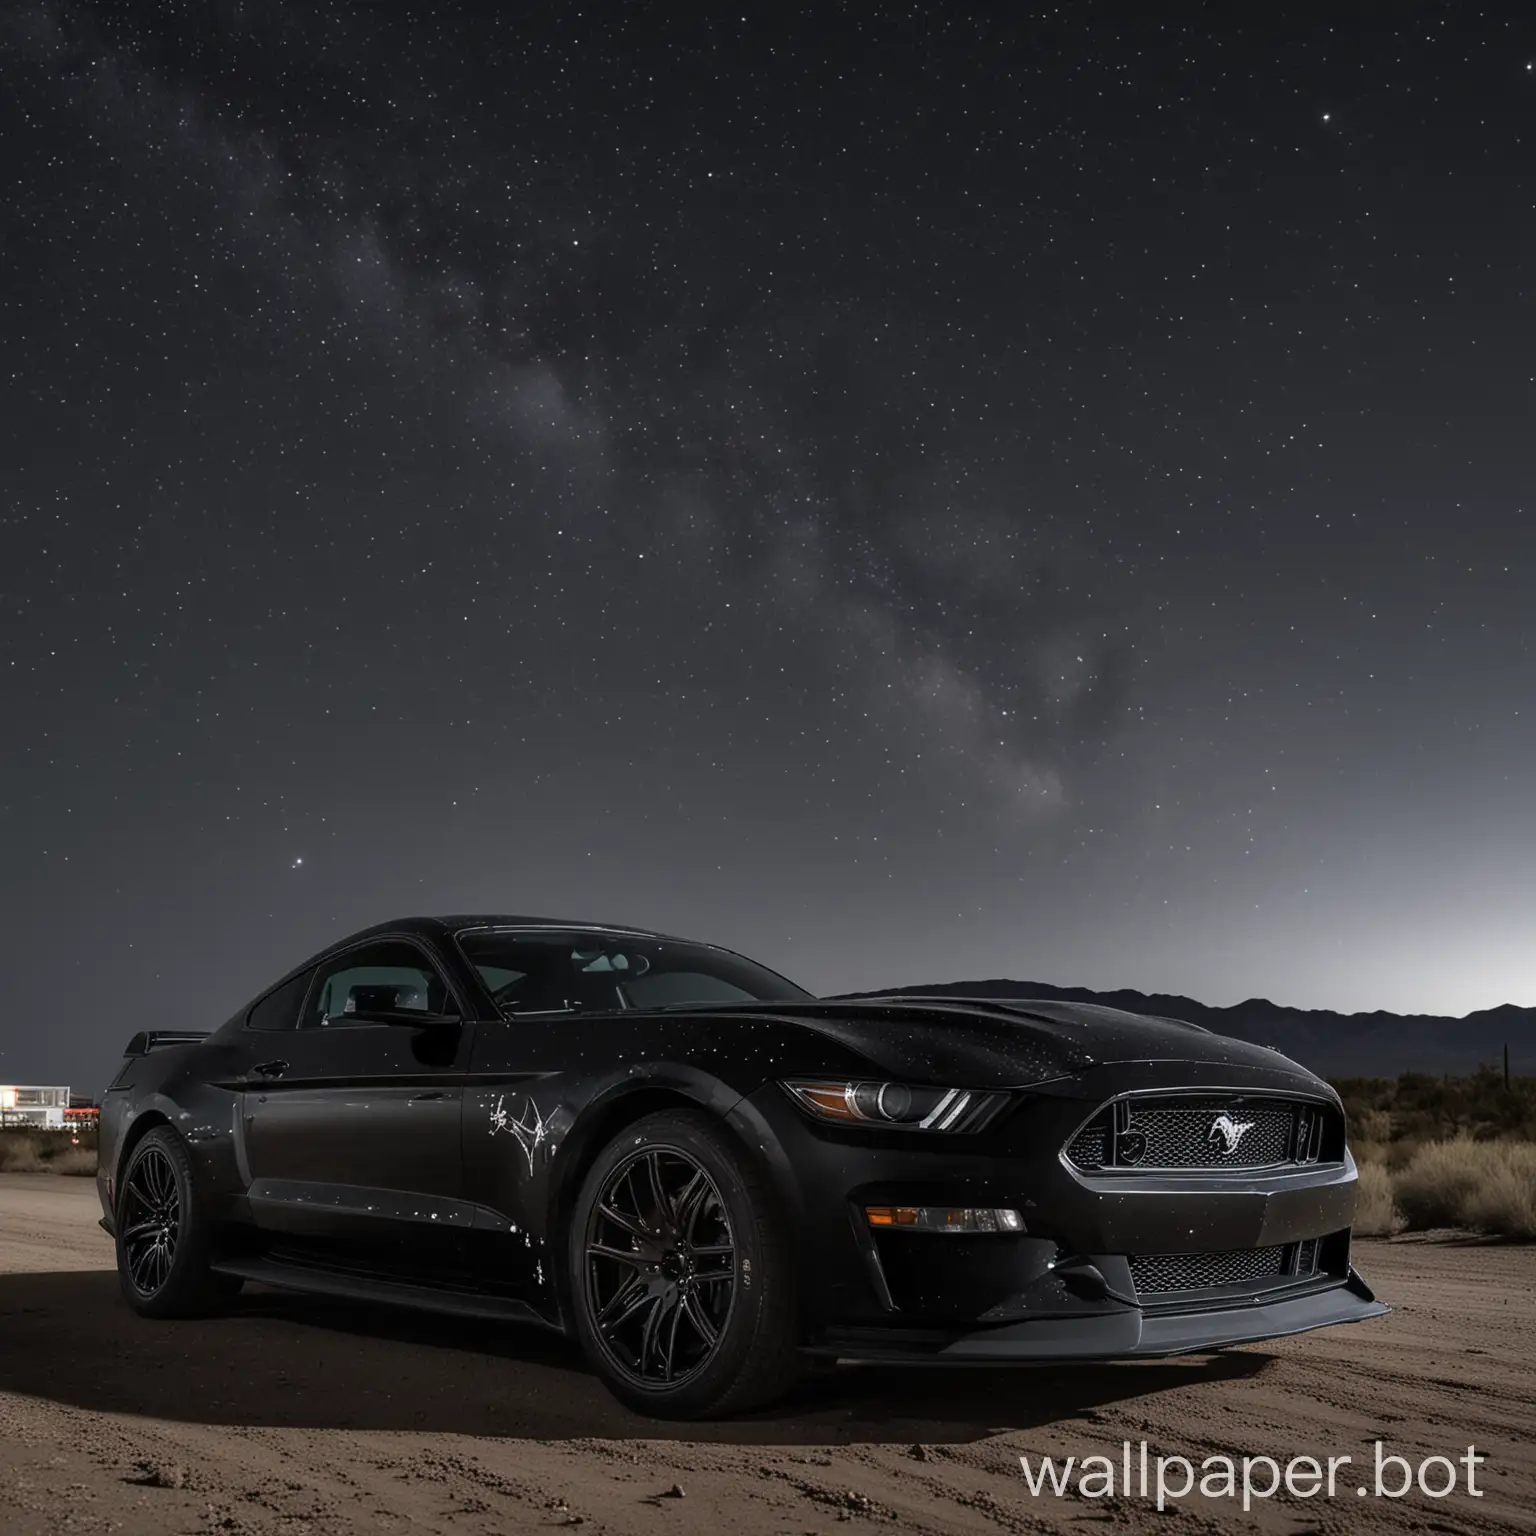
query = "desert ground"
xmin=1 ymin=1174 xmax=1532 ymax=1535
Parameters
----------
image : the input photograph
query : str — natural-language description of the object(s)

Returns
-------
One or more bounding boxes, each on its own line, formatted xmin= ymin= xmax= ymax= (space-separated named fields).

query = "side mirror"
xmin=336 ymin=1008 xmax=461 ymax=1029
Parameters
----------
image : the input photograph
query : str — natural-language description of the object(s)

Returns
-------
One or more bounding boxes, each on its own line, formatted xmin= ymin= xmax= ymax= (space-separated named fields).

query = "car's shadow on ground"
xmin=0 ymin=1270 xmax=1271 ymax=1445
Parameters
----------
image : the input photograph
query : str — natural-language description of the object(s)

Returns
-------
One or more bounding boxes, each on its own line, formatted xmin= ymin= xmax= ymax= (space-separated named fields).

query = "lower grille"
xmin=1130 ymin=1244 xmax=1296 ymax=1296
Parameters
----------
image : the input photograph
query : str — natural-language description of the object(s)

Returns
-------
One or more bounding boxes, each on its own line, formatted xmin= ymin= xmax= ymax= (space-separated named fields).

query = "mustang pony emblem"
xmin=490 ymin=1094 xmax=550 ymax=1175
xmin=1207 ymin=1112 xmax=1256 ymax=1155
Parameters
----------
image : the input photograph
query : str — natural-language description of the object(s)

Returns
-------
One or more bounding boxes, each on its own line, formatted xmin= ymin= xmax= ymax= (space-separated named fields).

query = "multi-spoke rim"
xmin=583 ymin=1146 xmax=737 ymax=1389
xmin=119 ymin=1145 xmax=181 ymax=1298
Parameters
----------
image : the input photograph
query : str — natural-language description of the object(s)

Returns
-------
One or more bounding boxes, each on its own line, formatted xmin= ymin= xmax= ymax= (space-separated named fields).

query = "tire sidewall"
xmin=115 ymin=1126 xmax=206 ymax=1317
xmin=568 ymin=1111 xmax=782 ymax=1415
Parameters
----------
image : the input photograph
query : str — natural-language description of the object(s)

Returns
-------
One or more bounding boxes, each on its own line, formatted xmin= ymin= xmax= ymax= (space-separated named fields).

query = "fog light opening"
xmin=865 ymin=1205 xmax=1025 ymax=1234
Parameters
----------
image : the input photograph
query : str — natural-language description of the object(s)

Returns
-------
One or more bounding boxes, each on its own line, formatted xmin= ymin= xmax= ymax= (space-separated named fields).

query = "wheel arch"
xmin=547 ymin=1075 xmax=802 ymax=1330
xmin=109 ymin=1095 xmax=218 ymax=1205
xmin=112 ymin=1108 xmax=174 ymax=1196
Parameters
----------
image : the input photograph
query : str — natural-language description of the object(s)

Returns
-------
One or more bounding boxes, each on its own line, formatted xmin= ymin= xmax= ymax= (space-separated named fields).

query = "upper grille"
xmin=1065 ymin=1094 xmax=1327 ymax=1172
xmin=1130 ymin=1244 xmax=1294 ymax=1296
xmin=1065 ymin=1119 xmax=1111 ymax=1168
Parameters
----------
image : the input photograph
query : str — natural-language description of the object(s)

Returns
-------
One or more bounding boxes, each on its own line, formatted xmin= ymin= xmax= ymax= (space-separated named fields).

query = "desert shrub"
xmin=0 ymin=1137 xmax=46 ymax=1172
xmin=1355 ymin=1134 xmax=1421 ymax=1178
xmin=1335 ymin=1071 xmax=1536 ymax=1148
xmin=1395 ymin=1140 xmax=1486 ymax=1229
xmin=49 ymin=1146 xmax=98 ymax=1176
xmin=1381 ymin=1136 xmax=1426 ymax=1174
xmin=1457 ymin=1144 xmax=1536 ymax=1240
xmin=0 ymin=1128 xmax=99 ymax=1174
xmin=1352 ymin=1161 xmax=1398 ymax=1236
xmin=0 ymin=1129 xmax=44 ymax=1170
xmin=1395 ymin=1139 xmax=1536 ymax=1239
xmin=1350 ymin=1108 xmax=1395 ymax=1148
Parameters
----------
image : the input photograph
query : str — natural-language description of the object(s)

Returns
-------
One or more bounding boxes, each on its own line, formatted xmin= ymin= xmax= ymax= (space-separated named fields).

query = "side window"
xmin=246 ymin=969 xmax=314 ymax=1032
xmin=300 ymin=940 xmax=452 ymax=1028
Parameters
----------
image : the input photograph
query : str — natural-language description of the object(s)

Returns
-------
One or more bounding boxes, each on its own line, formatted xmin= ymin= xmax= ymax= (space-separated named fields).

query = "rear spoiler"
xmin=123 ymin=1030 xmax=210 ymax=1057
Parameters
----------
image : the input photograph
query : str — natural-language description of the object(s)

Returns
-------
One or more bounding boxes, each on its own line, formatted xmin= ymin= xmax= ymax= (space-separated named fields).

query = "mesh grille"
xmin=1130 ymin=1245 xmax=1290 ymax=1296
xmin=1065 ymin=1097 xmax=1306 ymax=1171
xmin=1065 ymin=1120 xmax=1109 ymax=1169
xmin=1135 ymin=1104 xmax=1294 ymax=1167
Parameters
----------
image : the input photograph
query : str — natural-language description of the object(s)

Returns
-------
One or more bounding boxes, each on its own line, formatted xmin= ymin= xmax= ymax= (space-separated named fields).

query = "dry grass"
xmin=1352 ymin=1160 xmax=1400 ymax=1236
xmin=1394 ymin=1138 xmax=1536 ymax=1240
xmin=0 ymin=1128 xmax=98 ymax=1176
xmin=1461 ymin=1152 xmax=1536 ymax=1240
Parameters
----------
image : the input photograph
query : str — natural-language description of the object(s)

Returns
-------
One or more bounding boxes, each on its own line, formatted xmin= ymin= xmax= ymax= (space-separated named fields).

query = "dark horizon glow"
xmin=3 ymin=3 xmax=1534 ymax=1085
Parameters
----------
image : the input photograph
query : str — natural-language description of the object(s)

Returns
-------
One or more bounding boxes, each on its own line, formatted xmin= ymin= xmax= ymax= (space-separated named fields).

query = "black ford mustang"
xmin=98 ymin=915 xmax=1387 ymax=1416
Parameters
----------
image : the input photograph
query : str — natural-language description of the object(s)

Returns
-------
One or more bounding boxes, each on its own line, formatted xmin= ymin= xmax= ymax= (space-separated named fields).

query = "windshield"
xmin=456 ymin=929 xmax=813 ymax=1017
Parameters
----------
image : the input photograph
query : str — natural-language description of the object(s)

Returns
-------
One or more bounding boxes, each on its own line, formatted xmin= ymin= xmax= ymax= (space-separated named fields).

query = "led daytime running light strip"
xmin=919 ymin=1087 xmax=974 ymax=1130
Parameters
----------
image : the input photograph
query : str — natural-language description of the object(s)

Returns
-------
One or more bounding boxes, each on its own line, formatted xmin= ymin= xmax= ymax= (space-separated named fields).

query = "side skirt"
xmin=209 ymin=1254 xmax=564 ymax=1330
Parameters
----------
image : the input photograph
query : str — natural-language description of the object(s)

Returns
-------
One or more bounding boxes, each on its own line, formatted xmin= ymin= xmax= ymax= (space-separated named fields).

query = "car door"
xmin=237 ymin=936 xmax=474 ymax=1252
xmin=455 ymin=930 xmax=700 ymax=1312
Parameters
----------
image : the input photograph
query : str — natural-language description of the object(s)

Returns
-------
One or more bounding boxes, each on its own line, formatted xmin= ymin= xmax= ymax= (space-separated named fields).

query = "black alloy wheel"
xmin=119 ymin=1141 xmax=181 ymax=1298
xmin=115 ymin=1126 xmax=241 ymax=1318
xmin=569 ymin=1109 xmax=803 ymax=1417
xmin=584 ymin=1146 xmax=737 ymax=1388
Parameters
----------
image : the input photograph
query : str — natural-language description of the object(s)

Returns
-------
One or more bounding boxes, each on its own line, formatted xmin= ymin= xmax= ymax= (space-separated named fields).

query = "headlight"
xmin=782 ymin=1079 xmax=1003 ymax=1133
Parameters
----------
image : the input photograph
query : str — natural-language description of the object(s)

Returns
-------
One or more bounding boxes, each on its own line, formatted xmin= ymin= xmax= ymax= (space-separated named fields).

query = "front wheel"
xmin=115 ymin=1126 xmax=241 ymax=1318
xmin=568 ymin=1109 xmax=803 ymax=1417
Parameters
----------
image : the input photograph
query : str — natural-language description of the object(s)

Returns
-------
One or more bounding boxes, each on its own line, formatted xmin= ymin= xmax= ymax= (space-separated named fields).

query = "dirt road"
xmin=1 ymin=1173 xmax=1531 ymax=1534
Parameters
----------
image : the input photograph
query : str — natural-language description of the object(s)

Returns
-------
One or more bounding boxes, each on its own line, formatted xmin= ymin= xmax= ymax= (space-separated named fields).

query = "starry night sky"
xmin=3 ymin=3 xmax=1534 ymax=1086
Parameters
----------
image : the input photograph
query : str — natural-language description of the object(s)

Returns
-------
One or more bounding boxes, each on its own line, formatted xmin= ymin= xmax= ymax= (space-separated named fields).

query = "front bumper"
xmin=809 ymin=1267 xmax=1387 ymax=1361
xmin=736 ymin=1061 xmax=1388 ymax=1353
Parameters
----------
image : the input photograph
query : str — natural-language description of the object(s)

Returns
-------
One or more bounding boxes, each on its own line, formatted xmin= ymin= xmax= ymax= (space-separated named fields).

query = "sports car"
xmin=97 ymin=915 xmax=1387 ymax=1416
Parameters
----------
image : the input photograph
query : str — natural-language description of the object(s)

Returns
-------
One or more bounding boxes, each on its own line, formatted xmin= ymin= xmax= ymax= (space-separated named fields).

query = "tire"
xmin=568 ymin=1109 xmax=803 ymax=1417
xmin=115 ymin=1126 xmax=242 ymax=1318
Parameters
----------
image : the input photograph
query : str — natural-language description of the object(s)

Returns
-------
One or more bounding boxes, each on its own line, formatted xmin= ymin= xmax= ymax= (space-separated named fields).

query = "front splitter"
xmin=809 ymin=1270 xmax=1389 ymax=1363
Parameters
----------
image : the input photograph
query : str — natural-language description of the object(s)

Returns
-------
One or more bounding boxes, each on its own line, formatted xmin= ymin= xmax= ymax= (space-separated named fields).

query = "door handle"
xmin=252 ymin=1060 xmax=289 ymax=1079
xmin=411 ymin=1090 xmax=446 ymax=1101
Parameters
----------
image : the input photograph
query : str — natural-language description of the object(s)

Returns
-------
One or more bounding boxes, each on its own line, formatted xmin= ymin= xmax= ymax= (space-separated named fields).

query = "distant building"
xmin=0 ymin=1086 xmax=71 ymax=1130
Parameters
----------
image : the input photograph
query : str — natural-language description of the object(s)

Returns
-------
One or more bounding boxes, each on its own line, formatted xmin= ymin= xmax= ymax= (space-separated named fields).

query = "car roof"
xmin=242 ymin=915 xmax=720 ymax=1019
xmin=353 ymin=914 xmax=683 ymax=944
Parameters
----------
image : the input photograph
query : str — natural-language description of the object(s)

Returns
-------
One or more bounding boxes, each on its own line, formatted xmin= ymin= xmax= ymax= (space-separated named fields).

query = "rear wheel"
xmin=116 ymin=1127 xmax=241 ymax=1318
xmin=568 ymin=1109 xmax=803 ymax=1417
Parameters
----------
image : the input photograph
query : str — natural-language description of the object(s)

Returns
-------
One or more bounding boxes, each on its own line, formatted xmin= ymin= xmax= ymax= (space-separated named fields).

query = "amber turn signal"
xmin=865 ymin=1205 xmax=1025 ymax=1233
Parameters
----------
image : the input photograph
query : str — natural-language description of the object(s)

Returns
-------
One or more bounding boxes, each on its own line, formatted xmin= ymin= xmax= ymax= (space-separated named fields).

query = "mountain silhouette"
xmin=833 ymin=980 xmax=1532 ymax=1077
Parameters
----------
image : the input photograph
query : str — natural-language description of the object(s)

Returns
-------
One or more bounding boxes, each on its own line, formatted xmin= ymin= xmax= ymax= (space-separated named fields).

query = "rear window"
xmin=246 ymin=969 xmax=314 ymax=1032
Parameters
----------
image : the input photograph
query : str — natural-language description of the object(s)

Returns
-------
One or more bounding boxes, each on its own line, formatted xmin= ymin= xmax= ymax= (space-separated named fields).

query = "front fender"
xmin=491 ymin=1065 xmax=804 ymax=1333
xmin=546 ymin=1064 xmax=750 ymax=1235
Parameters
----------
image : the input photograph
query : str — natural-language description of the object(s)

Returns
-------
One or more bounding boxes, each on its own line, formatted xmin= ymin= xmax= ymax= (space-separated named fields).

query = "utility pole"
xmin=1505 ymin=1042 xmax=1511 ymax=1091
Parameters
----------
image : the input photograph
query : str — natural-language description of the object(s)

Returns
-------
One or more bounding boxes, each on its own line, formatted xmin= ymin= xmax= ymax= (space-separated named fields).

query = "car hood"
xmin=744 ymin=996 xmax=1322 ymax=1091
